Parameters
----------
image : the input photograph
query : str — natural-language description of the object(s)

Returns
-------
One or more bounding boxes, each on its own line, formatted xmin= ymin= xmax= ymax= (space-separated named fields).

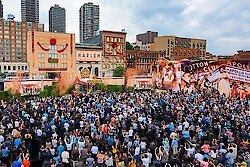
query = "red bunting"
xmin=57 ymin=43 xmax=68 ymax=53
xmin=37 ymin=42 xmax=50 ymax=51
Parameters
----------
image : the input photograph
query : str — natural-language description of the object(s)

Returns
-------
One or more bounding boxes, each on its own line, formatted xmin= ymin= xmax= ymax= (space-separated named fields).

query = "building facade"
xmin=0 ymin=0 xmax=3 ymax=18
xmin=21 ymin=0 xmax=39 ymax=23
xmin=235 ymin=50 xmax=250 ymax=60
xmin=75 ymin=44 xmax=102 ymax=78
xmin=0 ymin=20 xmax=44 ymax=77
xmin=79 ymin=2 xmax=99 ymax=43
xmin=126 ymin=50 xmax=165 ymax=73
xmin=82 ymin=30 xmax=127 ymax=77
xmin=154 ymin=36 xmax=206 ymax=61
xmin=136 ymin=31 xmax=158 ymax=45
xmin=49 ymin=4 xmax=66 ymax=33
xmin=27 ymin=31 xmax=76 ymax=79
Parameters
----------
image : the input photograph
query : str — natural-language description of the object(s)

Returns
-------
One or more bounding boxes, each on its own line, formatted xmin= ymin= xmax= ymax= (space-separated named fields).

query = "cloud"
xmin=2 ymin=0 xmax=250 ymax=55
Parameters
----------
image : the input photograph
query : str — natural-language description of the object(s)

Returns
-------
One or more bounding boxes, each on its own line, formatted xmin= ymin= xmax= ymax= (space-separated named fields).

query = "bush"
xmin=127 ymin=86 xmax=134 ymax=92
xmin=107 ymin=85 xmax=125 ymax=92
xmin=39 ymin=85 xmax=59 ymax=97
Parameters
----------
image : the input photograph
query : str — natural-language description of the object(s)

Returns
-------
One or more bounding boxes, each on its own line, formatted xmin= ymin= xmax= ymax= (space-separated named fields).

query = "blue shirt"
xmin=107 ymin=137 xmax=114 ymax=146
xmin=2 ymin=148 xmax=10 ymax=157
xmin=57 ymin=145 xmax=65 ymax=156
xmin=182 ymin=131 xmax=190 ymax=138
xmin=171 ymin=139 xmax=178 ymax=146
xmin=169 ymin=124 xmax=174 ymax=132
xmin=53 ymin=156 xmax=60 ymax=165
xmin=14 ymin=138 xmax=22 ymax=147
xmin=13 ymin=161 xmax=22 ymax=167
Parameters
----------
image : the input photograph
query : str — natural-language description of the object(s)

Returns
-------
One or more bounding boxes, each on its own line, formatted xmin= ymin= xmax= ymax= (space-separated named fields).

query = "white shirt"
xmin=135 ymin=147 xmax=140 ymax=156
xmin=36 ymin=129 xmax=42 ymax=136
xmin=185 ymin=147 xmax=195 ymax=157
xmin=128 ymin=129 xmax=133 ymax=136
xmin=52 ymin=139 xmax=57 ymax=148
xmin=91 ymin=146 xmax=98 ymax=154
xmin=141 ymin=142 xmax=146 ymax=149
xmin=14 ymin=121 xmax=19 ymax=128
xmin=142 ymin=157 xmax=150 ymax=167
xmin=61 ymin=151 xmax=69 ymax=163
xmin=0 ymin=135 xmax=4 ymax=143
xmin=105 ymin=156 xmax=113 ymax=166
xmin=195 ymin=153 xmax=203 ymax=162
xmin=80 ymin=121 xmax=84 ymax=128
xmin=183 ymin=121 xmax=189 ymax=128
xmin=146 ymin=152 xmax=152 ymax=163
xmin=64 ymin=123 xmax=70 ymax=130
xmin=78 ymin=141 xmax=85 ymax=150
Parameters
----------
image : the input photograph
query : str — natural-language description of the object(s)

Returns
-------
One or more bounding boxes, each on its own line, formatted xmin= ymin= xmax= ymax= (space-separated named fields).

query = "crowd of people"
xmin=0 ymin=88 xmax=249 ymax=167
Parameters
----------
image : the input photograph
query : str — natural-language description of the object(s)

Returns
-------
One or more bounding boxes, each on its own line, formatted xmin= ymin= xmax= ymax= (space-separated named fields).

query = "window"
xmin=39 ymin=53 xmax=45 ymax=59
xmin=38 ymin=62 xmax=45 ymax=68
xmin=61 ymin=63 xmax=67 ymax=68
xmin=49 ymin=44 xmax=57 ymax=50
xmin=62 ymin=54 xmax=67 ymax=59
xmin=49 ymin=63 xmax=58 ymax=68
xmin=49 ymin=53 xmax=58 ymax=59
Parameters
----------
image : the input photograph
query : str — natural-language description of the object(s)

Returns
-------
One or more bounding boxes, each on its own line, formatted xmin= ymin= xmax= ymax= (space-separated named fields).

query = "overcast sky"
xmin=2 ymin=0 xmax=250 ymax=55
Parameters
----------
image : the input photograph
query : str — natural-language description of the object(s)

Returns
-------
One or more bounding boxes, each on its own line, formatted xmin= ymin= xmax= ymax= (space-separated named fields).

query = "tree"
xmin=126 ymin=42 xmax=133 ymax=50
xmin=0 ymin=71 xmax=5 ymax=78
xmin=113 ymin=66 xmax=126 ymax=77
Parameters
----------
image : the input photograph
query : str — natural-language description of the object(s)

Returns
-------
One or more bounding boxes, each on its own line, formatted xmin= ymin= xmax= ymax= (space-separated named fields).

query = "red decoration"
xmin=50 ymin=38 xmax=57 ymax=45
xmin=57 ymin=44 xmax=68 ymax=53
xmin=37 ymin=42 xmax=50 ymax=51
xmin=112 ymin=42 xmax=118 ymax=48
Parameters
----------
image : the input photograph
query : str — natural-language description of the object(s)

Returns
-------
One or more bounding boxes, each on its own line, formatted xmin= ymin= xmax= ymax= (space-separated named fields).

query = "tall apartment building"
xmin=133 ymin=31 xmax=158 ymax=51
xmin=49 ymin=4 xmax=66 ymax=33
xmin=154 ymin=36 xmax=206 ymax=61
xmin=21 ymin=0 xmax=39 ymax=23
xmin=136 ymin=31 xmax=158 ymax=45
xmin=0 ymin=0 xmax=3 ymax=18
xmin=79 ymin=2 xmax=99 ymax=43
xmin=0 ymin=20 xmax=44 ymax=76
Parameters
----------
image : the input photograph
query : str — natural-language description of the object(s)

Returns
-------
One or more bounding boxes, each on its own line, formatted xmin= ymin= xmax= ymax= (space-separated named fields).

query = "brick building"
xmin=126 ymin=50 xmax=165 ymax=73
xmin=154 ymin=36 xmax=206 ymax=60
xmin=27 ymin=31 xmax=76 ymax=79
xmin=82 ymin=30 xmax=126 ymax=77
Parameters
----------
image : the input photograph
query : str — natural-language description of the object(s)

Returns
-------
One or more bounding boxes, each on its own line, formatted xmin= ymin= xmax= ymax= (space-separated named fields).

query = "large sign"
xmin=151 ymin=59 xmax=250 ymax=98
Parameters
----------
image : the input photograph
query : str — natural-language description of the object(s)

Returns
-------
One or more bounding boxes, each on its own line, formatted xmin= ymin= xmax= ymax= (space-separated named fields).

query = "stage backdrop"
xmin=151 ymin=59 xmax=250 ymax=98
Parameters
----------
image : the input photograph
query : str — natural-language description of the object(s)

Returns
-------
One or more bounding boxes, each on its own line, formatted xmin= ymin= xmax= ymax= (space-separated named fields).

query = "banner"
xmin=151 ymin=59 xmax=250 ymax=98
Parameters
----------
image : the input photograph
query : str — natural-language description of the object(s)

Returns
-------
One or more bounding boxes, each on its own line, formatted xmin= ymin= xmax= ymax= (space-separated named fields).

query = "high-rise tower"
xmin=79 ymin=2 xmax=99 ymax=43
xmin=49 ymin=4 xmax=66 ymax=33
xmin=21 ymin=0 xmax=39 ymax=23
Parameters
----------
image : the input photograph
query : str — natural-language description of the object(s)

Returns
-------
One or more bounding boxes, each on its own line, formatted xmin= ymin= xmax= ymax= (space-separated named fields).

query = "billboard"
xmin=151 ymin=59 xmax=250 ymax=98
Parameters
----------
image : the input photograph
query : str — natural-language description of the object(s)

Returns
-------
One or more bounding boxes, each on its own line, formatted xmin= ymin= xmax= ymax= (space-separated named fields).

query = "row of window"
xmin=102 ymin=64 xmax=124 ymax=69
xmin=38 ymin=44 xmax=67 ymax=50
xmin=106 ymin=36 xmax=123 ymax=43
xmin=38 ymin=53 xmax=67 ymax=59
xmin=38 ymin=62 xmax=67 ymax=68
xmin=0 ymin=65 xmax=28 ymax=71
xmin=104 ymin=58 xmax=124 ymax=63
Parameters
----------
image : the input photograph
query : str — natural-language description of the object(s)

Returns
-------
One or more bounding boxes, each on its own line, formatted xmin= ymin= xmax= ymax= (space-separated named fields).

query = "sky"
xmin=2 ymin=0 xmax=250 ymax=55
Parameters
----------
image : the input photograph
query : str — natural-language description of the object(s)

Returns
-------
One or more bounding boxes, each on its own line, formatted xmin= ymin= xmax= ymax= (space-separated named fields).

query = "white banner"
xmin=225 ymin=66 xmax=250 ymax=83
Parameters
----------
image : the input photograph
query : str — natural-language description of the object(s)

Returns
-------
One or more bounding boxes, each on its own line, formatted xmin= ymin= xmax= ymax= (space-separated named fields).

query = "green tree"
xmin=0 ymin=71 xmax=5 ymax=78
xmin=113 ymin=66 xmax=126 ymax=77
xmin=126 ymin=42 xmax=133 ymax=50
